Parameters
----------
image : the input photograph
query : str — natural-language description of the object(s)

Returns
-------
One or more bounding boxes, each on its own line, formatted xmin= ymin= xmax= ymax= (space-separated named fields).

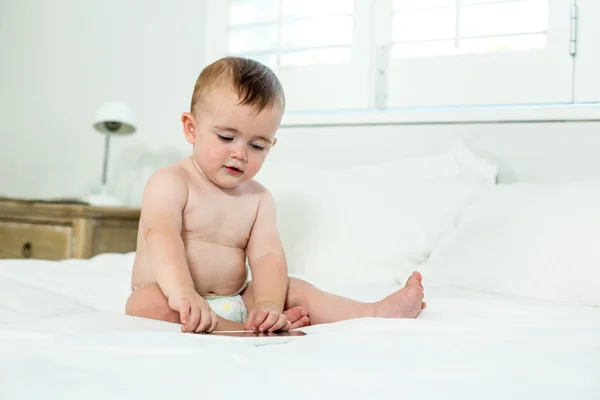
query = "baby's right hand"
xmin=168 ymin=290 xmax=218 ymax=333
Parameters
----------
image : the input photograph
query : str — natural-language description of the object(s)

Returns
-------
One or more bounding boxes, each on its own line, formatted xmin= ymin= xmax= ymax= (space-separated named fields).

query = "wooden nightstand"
xmin=0 ymin=197 xmax=141 ymax=260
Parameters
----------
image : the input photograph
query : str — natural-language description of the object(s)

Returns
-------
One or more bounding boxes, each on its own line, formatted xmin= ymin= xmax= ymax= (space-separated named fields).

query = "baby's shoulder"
xmin=148 ymin=158 xmax=194 ymax=184
xmin=138 ymin=160 xmax=192 ymax=216
xmin=143 ymin=159 xmax=192 ymax=201
xmin=240 ymin=178 xmax=272 ymax=199
xmin=238 ymin=180 xmax=278 ymax=214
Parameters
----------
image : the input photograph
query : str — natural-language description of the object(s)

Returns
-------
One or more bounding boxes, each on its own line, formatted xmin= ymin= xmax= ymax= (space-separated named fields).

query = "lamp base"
xmin=81 ymin=185 xmax=123 ymax=207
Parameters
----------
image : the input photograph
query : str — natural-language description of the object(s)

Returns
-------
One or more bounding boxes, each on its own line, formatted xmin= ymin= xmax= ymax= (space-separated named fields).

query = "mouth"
xmin=224 ymin=166 xmax=244 ymax=176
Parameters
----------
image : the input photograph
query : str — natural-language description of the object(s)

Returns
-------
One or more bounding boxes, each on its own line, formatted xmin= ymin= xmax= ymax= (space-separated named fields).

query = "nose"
xmin=230 ymin=142 xmax=247 ymax=161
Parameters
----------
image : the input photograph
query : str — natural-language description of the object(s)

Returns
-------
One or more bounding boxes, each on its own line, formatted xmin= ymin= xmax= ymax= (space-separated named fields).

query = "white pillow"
xmin=349 ymin=140 xmax=498 ymax=185
xmin=297 ymin=177 xmax=490 ymax=285
xmin=256 ymin=160 xmax=494 ymax=286
xmin=422 ymin=180 xmax=600 ymax=306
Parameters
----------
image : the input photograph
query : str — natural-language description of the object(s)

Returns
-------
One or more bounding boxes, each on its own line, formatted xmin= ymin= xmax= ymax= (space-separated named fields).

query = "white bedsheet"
xmin=0 ymin=254 xmax=599 ymax=400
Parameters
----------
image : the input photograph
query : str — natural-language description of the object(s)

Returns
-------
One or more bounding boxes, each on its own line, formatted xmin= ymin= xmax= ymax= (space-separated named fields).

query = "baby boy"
xmin=125 ymin=57 xmax=426 ymax=333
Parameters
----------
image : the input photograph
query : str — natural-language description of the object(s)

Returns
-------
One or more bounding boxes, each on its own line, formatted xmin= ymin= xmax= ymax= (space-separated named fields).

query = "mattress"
xmin=1 ymin=253 xmax=599 ymax=400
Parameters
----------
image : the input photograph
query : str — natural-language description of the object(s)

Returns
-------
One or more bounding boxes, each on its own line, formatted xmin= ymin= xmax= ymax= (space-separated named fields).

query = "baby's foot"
xmin=375 ymin=271 xmax=426 ymax=319
xmin=283 ymin=306 xmax=310 ymax=329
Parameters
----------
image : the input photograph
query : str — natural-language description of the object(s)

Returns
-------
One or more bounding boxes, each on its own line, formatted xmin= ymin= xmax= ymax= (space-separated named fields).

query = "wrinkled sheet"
xmin=0 ymin=254 xmax=599 ymax=400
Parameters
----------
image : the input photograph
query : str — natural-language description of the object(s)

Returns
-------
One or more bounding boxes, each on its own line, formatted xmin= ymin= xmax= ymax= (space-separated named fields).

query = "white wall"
xmin=0 ymin=0 xmax=205 ymax=201
xmin=1 ymin=0 xmax=599 ymax=207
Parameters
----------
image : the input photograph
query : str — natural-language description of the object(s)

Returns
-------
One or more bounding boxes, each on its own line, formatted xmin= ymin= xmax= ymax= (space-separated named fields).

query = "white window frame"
xmin=205 ymin=0 xmax=600 ymax=124
xmin=279 ymin=102 xmax=600 ymax=126
xmin=204 ymin=0 xmax=373 ymax=111
xmin=377 ymin=0 xmax=575 ymax=108
xmin=573 ymin=0 xmax=600 ymax=103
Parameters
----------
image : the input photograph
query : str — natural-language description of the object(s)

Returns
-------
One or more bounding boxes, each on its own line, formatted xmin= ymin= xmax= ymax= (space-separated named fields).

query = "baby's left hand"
xmin=245 ymin=302 xmax=290 ymax=332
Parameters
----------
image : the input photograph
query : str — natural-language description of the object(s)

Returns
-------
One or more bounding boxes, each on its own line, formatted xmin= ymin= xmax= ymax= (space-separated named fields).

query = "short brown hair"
xmin=190 ymin=57 xmax=285 ymax=114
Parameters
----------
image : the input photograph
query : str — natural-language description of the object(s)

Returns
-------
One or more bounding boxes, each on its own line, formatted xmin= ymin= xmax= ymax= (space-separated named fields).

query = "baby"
xmin=125 ymin=56 xmax=426 ymax=333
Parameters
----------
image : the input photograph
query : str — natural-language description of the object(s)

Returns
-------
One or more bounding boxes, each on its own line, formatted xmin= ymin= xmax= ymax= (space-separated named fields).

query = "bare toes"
xmin=283 ymin=306 xmax=307 ymax=323
xmin=291 ymin=316 xmax=310 ymax=329
xmin=406 ymin=271 xmax=423 ymax=287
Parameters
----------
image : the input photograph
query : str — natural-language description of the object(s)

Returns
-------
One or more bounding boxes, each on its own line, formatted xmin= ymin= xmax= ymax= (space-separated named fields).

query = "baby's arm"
xmin=141 ymin=168 xmax=195 ymax=301
xmin=244 ymin=189 xmax=289 ymax=329
xmin=141 ymin=169 xmax=220 ymax=332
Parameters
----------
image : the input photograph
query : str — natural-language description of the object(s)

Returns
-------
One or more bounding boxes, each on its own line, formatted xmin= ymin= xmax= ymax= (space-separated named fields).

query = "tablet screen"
xmin=210 ymin=330 xmax=306 ymax=337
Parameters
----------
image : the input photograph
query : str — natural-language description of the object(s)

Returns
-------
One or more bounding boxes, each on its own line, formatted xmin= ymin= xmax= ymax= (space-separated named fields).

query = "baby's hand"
xmin=244 ymin=302 xmax=290 ymax=332
xmin=169 ymin=290 xmax=218 ymax=333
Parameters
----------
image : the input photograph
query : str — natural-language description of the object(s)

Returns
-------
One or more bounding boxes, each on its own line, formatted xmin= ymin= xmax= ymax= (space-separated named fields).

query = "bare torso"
xmin=131 ymin=157 xmax=264 ymax=297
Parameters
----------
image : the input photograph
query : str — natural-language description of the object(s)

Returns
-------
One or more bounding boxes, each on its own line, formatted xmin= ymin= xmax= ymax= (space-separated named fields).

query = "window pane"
xmin=460 ymin=33 xmax=547 ymax=53
xmin=280 ymin=47 xmax=351 ymax=66
xmin=461 ymin=0 xmax=549 ymax=38
xmin=229 ymin=53 xmax=279 ymax=69
xmin=392 ymin=40 xmax=457 ymax=58
xmin=281 ymin=16 xmax=353 ymax=49
xmin=282 ymin=0 xmax=353 ymax=17
xmin=229 ymin=0 xmax=279 ymax=25
xmin=393 ymin=8 xmax=456 ymax=42
xmin=392 ymin=33 xmax=546 ymax=58
xmin=393 ymin=0 xmax=455 ymax=11
xmin=228 ymin=24 xmax=278 ymax=53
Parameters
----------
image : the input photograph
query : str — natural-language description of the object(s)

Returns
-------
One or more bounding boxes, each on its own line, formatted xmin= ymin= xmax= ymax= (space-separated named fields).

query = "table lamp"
xmin=83 ymin=101 xmax=136 ymax=207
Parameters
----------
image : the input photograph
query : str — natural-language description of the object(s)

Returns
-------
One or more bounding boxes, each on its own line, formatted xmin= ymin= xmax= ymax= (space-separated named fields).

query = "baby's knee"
xmin=288 ymin=277 xmax=312 ymax=290
xmin=287 ymin=277 xmax=313 ymax=304
xmin=125 ymin=283 xmax=178 ymax=323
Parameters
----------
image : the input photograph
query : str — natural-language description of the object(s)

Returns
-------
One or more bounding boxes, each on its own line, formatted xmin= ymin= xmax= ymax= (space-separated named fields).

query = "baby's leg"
xmin=125 ymin=283 xmax=245 ymax=331
xmin=248 ymin=272 xmax=425 ymax=326
xmin=125 ymin=283 xmax=180 ymax=323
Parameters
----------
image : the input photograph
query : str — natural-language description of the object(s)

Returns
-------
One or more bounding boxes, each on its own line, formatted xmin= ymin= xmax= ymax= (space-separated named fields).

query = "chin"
xmin=216 ymin=181 xmax=240 ymax=189
xmin=213 ymin=174 xmax=246 ymax=189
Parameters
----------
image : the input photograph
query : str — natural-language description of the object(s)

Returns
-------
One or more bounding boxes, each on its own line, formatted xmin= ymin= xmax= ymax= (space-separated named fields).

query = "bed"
xmin=1 ymin=142 xmax=599 ymax=399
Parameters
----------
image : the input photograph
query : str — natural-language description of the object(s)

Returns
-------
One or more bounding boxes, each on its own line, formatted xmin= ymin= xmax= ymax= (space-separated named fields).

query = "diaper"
xmin=205 ymin=294 xmax=248 ymax=323
xmin=204 ymin=279 xmax=249 ymax=323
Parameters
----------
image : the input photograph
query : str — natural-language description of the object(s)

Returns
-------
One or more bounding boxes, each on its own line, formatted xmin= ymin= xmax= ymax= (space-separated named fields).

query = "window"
xmin=380 ymin=0 xmax=574 ymax=108
xmin=206 ymin=0 xmax=578 ymax=113
xmin=227 ymin=0 xmax=354 ymax=68
xmin=391 ymin=0 xmax=549 ymax=59
xmin=205 ymin=0 xmax=372 ymax=111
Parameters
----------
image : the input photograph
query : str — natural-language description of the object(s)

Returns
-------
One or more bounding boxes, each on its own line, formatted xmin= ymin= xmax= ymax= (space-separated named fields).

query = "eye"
xmin=217 ymin=135 xmax=233 ymax=142
xmin=250 ymin=143 xmax=265 ymax=151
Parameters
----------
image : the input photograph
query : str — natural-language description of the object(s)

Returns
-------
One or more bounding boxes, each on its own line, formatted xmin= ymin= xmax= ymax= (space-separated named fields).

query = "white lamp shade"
xmin=93 ymin=101 xmax=136 ymax=135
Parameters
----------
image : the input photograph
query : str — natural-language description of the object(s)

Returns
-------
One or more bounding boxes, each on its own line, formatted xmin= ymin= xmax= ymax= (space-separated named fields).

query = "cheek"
xmin=196 ymin=140 xmax=228 ymax=166
xmin=247 ymin=151 xmax=268 ymax=171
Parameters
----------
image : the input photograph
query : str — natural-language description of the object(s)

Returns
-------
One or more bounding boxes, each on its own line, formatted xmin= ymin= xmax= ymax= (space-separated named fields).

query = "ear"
xmin=181 ymin=112 xmax=197 ymax=144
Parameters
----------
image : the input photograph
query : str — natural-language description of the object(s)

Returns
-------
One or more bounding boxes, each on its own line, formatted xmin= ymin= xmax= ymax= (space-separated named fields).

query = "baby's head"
xmin=181 ymin=56 xmax=285 ymax=189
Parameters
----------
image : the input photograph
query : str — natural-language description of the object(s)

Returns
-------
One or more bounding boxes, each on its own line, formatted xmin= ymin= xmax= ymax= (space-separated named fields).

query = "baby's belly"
xmin=184 ymin=239 xmax=248 ymax=297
